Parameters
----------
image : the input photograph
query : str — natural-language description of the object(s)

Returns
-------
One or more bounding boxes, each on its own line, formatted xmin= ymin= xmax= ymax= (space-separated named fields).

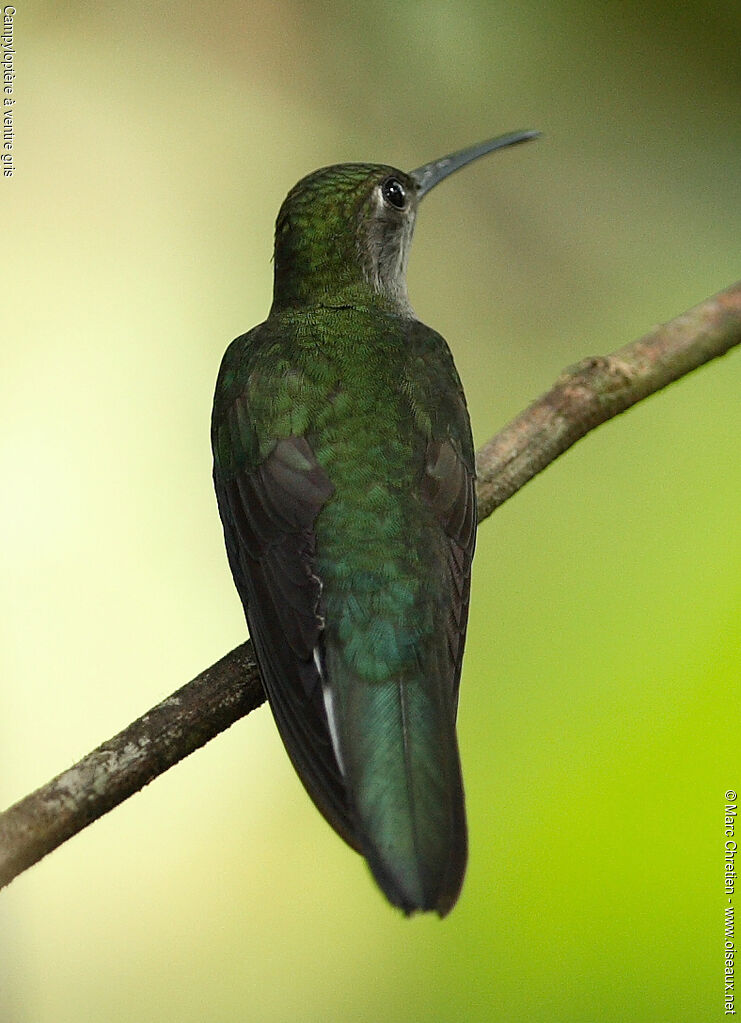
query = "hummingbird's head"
xmin=270 ymin=131 xmax=540 ymax=315
xmin=271 ymin=163 xmax=420 ymax=314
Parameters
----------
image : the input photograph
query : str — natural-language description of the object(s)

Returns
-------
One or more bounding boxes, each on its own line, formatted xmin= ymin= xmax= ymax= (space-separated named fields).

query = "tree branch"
xmin=1 ymin=280 xmax=739 ymax=891
xmin=475 ymin=280 xmax=741 ymax=518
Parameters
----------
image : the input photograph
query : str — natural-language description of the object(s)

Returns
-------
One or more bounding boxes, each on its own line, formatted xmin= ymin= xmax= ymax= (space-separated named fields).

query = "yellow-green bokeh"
xmin=2 ymin=2 xmax=740 ymax=1020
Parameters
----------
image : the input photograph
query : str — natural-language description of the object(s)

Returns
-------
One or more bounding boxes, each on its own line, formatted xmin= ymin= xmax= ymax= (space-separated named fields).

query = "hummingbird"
xmin=211 ymin=131 xmax=539 ymax=916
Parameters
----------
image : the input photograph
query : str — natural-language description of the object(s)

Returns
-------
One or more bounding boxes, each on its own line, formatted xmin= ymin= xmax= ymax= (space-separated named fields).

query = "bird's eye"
xmin=381 ymin=177 xmax=407 ymax=210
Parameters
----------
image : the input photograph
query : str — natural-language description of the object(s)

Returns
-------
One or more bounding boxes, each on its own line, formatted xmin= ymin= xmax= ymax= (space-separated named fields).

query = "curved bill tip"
xmin=410 ymin=130 xmax=541 ymax=199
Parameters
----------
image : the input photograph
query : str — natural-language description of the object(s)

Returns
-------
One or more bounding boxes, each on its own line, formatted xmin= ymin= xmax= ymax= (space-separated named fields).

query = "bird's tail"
xmin=325 ymin=653 xmax=467 ymax=916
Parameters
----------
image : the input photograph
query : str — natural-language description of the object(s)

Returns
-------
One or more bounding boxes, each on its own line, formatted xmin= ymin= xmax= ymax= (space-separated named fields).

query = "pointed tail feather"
xmin=326 ymin=655 xmax=467 ymax=916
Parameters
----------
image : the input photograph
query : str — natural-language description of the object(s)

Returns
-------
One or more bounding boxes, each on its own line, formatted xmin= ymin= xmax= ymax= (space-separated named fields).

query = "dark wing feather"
xmin=421 ymin=437 xmax=477 ymax=712
xmin=214 ymin=424 xmax=359 ymax=849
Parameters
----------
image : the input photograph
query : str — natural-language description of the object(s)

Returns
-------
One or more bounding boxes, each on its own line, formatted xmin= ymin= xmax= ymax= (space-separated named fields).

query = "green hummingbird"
xmin=212 ymin=131 xmax=539 ymax=915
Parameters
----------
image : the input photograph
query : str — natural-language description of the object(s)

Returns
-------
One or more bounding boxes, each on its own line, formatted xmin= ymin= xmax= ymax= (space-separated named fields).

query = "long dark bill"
xmin=410 ymin=130 xmax=541 ymax=199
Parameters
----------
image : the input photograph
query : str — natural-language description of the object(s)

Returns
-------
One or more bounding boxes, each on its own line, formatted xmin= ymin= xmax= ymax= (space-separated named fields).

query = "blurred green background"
xmin=2 ymin=1 xmax=740 ymax=1020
